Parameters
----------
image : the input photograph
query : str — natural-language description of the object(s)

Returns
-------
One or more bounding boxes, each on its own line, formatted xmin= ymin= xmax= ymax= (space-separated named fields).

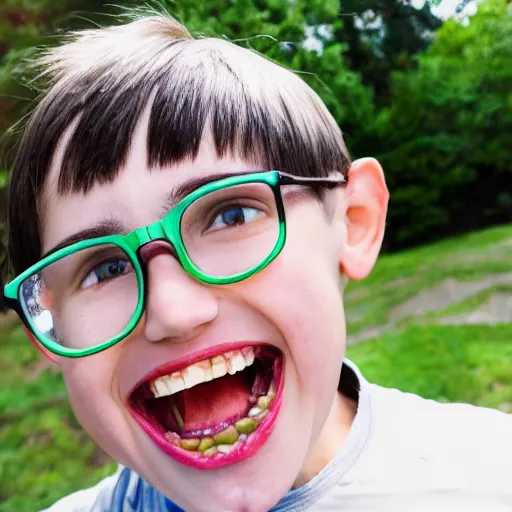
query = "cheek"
xmin=270 ymin=248 xmax=345 ymax=381
xmin=242 ymin=207 xmax=346 ymax=404
xmin=272 ymin=205 xmax=344 ymax=357
xmin=59 ymin=353 xmax=137 ymax=466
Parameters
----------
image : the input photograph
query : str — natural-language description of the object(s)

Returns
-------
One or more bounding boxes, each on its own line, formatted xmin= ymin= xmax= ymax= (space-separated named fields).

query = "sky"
xmin=411 ymin=0 xmax=479 ymax=19
xmin=302 ymin=0 xmax=480 ymax=53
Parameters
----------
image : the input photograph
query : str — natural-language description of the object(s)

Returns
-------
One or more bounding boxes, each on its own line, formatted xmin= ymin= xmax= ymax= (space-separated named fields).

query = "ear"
xmin=24 ymin=327 xmax=58 ymax=364
xmin=339 ymin=158 xmax=389 ymax=280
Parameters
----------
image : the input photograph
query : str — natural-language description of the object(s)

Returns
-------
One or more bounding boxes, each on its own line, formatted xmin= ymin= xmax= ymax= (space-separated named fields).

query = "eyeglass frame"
xmin=3 ymin=170 xmax=347 ymax=358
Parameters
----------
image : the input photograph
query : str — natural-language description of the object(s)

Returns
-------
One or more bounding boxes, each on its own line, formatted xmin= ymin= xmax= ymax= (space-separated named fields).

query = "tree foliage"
xmin=376 ymin=0 xmax=512 ymax=248
xmin=336 ymin=0 xmax=442 ymax=99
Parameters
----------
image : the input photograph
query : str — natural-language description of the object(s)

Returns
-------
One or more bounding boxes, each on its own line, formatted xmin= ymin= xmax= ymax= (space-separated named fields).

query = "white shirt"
xmin=44 ymin=361 xmax=512 ymax=511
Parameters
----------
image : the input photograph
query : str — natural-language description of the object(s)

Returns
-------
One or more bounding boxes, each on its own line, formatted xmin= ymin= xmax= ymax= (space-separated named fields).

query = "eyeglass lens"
xmin=19 ymin=182 xmax=280 ymax=350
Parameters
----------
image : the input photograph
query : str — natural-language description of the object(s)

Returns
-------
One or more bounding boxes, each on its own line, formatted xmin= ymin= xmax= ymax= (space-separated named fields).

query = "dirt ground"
xmin=349 ymin=272 xmax=512 ymax=344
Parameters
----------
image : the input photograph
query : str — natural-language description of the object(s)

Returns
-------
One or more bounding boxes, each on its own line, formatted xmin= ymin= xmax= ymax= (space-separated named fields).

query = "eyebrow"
xmin=44 ymin=171 xmax=261 ymax=257
xmin=160 ymin=171 xmax=260 ymax=215
xmin=42 ymin=219 xmax=125 ymax=258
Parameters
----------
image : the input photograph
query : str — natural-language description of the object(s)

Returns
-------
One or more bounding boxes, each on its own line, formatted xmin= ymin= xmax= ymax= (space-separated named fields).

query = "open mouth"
xmin=129 ymin=344 xmax=283 ymax=469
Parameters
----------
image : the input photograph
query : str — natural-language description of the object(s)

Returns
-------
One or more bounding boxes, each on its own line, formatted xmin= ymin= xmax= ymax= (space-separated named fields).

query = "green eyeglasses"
xmin=3 ymin=171 xmax=345 ymax=358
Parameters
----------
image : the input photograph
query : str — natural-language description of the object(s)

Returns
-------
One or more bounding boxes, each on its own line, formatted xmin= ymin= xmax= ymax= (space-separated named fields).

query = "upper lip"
xmin=128 ymin=341 xmax=276 ymax=398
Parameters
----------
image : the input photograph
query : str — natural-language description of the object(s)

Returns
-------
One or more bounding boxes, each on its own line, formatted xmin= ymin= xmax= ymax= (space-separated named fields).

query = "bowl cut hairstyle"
xmin=7 ymin=14 xmax=351 ymax=277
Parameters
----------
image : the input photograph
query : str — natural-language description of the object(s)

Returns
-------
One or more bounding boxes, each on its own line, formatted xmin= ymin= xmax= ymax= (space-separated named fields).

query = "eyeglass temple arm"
xmin=278 ymin=172 xmax=347 ymax=188
xmin=3 ymin=294 xmax=25 ymax=319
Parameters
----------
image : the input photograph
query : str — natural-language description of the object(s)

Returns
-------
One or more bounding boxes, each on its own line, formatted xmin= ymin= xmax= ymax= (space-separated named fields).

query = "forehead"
xmin=40 ymin=115 xmax=261 ymax=254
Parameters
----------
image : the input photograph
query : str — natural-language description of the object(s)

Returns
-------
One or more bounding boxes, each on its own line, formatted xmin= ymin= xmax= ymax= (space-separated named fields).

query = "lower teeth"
xmin=198 ymin=438 xmax=214 ymax=453
xmin=168 ymin=379 xmax=276 ymax=456
xmin=213 ymin=425 xmax=239 ymax=445
xmin=235 ymin=417 xmax=257 ymax=434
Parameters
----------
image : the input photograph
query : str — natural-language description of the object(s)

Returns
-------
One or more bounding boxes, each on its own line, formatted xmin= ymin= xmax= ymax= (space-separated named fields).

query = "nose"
xmin=142 ymin=246 xmax=219 ymax=344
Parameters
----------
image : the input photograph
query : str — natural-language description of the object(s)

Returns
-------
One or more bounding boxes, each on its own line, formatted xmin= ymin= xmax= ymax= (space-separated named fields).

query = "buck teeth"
xmin=150 ymin=347 xmax=256 ymax=399
xmin=228 ymin=352 xmax=245 ymax=374
xmin=212 ymin=356 xmax=228 ymax=379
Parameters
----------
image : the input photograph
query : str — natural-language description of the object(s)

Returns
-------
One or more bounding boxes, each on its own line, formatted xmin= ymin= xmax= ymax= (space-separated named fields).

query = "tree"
xmin=376 ymin=0 xmax=512 ymax=248
xmin=335 ymin=0 xmax=443 ymax=100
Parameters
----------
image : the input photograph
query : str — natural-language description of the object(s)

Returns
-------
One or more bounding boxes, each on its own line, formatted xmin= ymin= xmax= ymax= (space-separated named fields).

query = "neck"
xmin=294 ymin=391 xmax=357 ymax=488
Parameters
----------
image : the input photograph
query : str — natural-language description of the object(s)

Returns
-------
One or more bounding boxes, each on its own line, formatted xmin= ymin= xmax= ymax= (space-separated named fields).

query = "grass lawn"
xmin=343 ymin=224 xmax=512 ymax=334
xmin=1 ymin=224 xmax=511 ymax=511
xmin=0 ymin=323 xmax=117 ymax=512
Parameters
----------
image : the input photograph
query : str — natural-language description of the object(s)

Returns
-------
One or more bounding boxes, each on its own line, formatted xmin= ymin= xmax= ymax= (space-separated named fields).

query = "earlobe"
xmin=24 ymin=327 xmax=58 ymax=364
xmin=339 ymin=158 xmax=389 ymax=281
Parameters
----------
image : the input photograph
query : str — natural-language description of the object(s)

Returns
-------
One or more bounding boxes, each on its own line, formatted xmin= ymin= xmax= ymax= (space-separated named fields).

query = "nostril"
xmin=139 ymin=240 xmax=176 ymax=264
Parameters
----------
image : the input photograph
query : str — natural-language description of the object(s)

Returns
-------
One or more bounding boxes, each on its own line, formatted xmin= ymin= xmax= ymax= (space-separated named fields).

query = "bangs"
xmin=9 ymin=16 xmax=350 ymax=274
xmin=19 ymin=35 xmax=349 ymax=195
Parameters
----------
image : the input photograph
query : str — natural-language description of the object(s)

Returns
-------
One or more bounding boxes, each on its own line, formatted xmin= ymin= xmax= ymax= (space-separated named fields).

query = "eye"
xmin=81 ymin=259 xmax=133 ymax=289
xmin=209 ymin=206 xmax=263 ymax=231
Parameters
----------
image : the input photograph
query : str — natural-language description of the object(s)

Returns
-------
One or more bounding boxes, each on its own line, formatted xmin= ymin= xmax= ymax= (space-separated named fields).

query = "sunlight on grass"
xmin=347 ymin=324 xmax=512 ymax=409
xmin=345 ymin=225 xmax=512 ymax=335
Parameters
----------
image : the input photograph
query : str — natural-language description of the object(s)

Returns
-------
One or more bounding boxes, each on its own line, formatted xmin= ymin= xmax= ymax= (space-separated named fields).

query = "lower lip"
xmin=129 ymin=357 xmax=284 ymax=469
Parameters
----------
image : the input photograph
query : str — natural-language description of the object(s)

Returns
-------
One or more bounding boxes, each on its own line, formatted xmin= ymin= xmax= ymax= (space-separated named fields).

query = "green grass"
xmin=347 ymin=324 xmax=512 ymax=409
xmin=0 ymin=324 xmax=117 ymax=512
xmin=344 ymin=224 xmax=512 ymax=334
xmin=0 ymin=223 xmax=511 ymax=511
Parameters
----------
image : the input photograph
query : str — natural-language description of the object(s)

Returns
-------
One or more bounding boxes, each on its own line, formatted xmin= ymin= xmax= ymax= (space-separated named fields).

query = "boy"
xmin=3 ymin=12 xmax=511 ymax=512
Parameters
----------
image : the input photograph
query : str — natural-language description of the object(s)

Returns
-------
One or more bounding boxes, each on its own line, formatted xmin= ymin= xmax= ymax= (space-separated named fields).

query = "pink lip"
xmin=127 ymin=342 xmax=284 ymax=470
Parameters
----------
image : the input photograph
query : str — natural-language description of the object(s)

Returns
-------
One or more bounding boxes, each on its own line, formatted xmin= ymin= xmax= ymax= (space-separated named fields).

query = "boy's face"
xmin=39 ymin=118 xmax=387 ymax=511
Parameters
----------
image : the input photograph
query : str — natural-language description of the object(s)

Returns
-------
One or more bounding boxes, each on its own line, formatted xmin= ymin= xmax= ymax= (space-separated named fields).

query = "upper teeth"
xmin=150 ymin=347 xmax=256 ymax=399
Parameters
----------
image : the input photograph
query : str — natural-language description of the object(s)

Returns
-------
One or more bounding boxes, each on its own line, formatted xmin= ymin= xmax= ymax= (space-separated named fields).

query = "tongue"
xmin=175 ymin=373 xmax=252 ymax=433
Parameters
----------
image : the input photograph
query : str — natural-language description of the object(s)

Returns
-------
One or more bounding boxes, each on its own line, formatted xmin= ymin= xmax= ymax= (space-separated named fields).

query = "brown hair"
xmin=7 ymin=13 xmax=350 ymax=277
